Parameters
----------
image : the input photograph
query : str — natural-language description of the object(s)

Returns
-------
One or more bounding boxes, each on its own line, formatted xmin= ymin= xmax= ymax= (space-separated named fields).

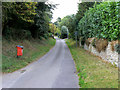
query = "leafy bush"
xmin=3 ymin=26 xmax=12 ymax=39
xmin=20 ymin=30 xmax=32 ymax=39
xmin=61 ymin=26 xmax=69 ymax=39
xmin=78 ymin=2 xmax=119 ymax=41
xmin=3 ymin=27 xmax=32 ymax=40
xmin=2 ymin=2 xmax=55 ymax=40
xmin=43 ymin=34 xmax=48 ymax=39
xmin=49 ymin=33 xmax=52 ymax=37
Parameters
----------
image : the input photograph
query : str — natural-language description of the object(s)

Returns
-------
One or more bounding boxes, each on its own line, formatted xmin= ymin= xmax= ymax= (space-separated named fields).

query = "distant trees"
xmin=59 ymin=15 xmax=76 ymax=39
xmin=2 ymin=2 xmax=56 ymax=40
xmin=49 ymin=23 xmax=60 ymax=36
xmin=51 ymin=17 xmax=61 ymax=36
xmin=56 ymin=1 xmax=119 ymax=42
xmin=61 ymin=26 xmax=69 ymax=39
xmin=56 ymin=2 xmax=95 ymax=40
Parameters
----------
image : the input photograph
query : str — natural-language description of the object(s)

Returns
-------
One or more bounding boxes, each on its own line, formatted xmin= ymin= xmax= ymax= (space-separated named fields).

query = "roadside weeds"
xmin=66 ymin=39 xmax=118 ymax=88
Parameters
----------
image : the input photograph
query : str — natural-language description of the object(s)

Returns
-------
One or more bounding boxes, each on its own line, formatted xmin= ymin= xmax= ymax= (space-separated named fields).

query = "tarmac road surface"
xmin=2 ymin=37 xmax=79 ymax=88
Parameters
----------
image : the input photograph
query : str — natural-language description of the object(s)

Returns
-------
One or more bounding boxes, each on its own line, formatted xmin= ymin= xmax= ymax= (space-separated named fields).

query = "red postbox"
xmin=16 ymin=45 xmax=23 ymax=57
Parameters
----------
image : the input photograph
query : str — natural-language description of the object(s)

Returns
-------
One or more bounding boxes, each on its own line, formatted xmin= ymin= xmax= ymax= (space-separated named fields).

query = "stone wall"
xmin=82 ymin=40 xmax=119 ymax=67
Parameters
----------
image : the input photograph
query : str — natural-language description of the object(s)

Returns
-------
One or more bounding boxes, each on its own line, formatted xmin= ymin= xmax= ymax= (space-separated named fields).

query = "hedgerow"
xmin=78 ymin=2 xmax=120 ymax=41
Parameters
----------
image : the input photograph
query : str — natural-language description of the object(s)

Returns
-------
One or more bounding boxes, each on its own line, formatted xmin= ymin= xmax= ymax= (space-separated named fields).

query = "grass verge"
xmin=2 ymin=38 xmax=56 ymax=73
xmin=66 ymin=39 xmax=118 ymax=88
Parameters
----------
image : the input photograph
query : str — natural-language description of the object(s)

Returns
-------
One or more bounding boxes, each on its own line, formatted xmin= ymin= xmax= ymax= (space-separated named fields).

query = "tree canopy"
xmin=55 ymin=1 xmax=119 ymax=41
xmin=2 ymin=2 xmax=56 ymax=40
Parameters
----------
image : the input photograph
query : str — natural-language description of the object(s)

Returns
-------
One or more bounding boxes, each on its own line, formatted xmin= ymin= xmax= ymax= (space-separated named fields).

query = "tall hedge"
xmin=78 ymin=2 xmax=120 ymax=41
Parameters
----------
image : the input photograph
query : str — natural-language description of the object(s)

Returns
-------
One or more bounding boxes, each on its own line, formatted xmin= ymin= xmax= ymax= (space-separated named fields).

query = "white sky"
xmin=48 ymin=0 xmax=80 ymax=22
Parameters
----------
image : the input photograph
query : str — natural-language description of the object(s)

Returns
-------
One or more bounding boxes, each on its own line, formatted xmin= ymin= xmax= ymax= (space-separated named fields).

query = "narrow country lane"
xmin=2 ymin=37 xmax=79 ymax=88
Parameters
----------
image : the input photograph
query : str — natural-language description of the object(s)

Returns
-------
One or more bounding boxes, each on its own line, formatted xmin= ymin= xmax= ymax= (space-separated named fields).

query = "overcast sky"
xmin=48 ymin=0 xmax=80 ymax=22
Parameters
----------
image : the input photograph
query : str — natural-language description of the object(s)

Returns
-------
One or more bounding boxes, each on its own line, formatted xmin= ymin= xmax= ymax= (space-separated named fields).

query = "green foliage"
xmin=75 ymin=2 xmax=95 ymax=27
xmin=55 ymin=28 xmax=61 ymax=36
xmin=59 ymin=14 xmax=76 ymax=39
xmin=61 ymin=26 xmax=69 ymax=39
xmin=78 ymin=66 xmax=88 ymax=87
xmin=54 ymin=17 xmax=61 ymax=28
xmin=3 ymin=26 xmax=12 ymax=39
xmin=2 ymin=2 xmax=36 ymax=28
xmin=32 ymin=2 xmax=54 ymax=39
xmin=49 ymin=23 xmax=60 ymax=35
xmin=61 ymin=26 xmax=68 ymax=34
xmin=17 ymin=30 xmax=32 ymax=40
xmin=114 ymin=44 xmax=120 ymax=54
xmin=2 ymin=2 xmax=56 ymax=40
xmin=78 ymin=2 xmax=120 ymax=41
xmin=48 ymin=33 xmax=52 ymax=37
xmin=57 ymin=2 xmax=95 ymax=40
xmin=43 ymin=34 xmax=49 ymax=39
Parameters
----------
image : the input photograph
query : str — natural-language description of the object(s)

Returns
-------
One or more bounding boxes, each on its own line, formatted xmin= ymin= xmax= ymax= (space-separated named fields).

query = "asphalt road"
xmin=2 ymin=37 xmax=79 ymax=88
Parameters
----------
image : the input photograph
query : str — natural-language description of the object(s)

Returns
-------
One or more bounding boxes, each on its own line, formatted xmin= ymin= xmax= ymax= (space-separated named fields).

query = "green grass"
xmin=66 ymin=39 xmax=118 ymax=88
xmin=2 ymin=38 xmax=56 ymax=73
